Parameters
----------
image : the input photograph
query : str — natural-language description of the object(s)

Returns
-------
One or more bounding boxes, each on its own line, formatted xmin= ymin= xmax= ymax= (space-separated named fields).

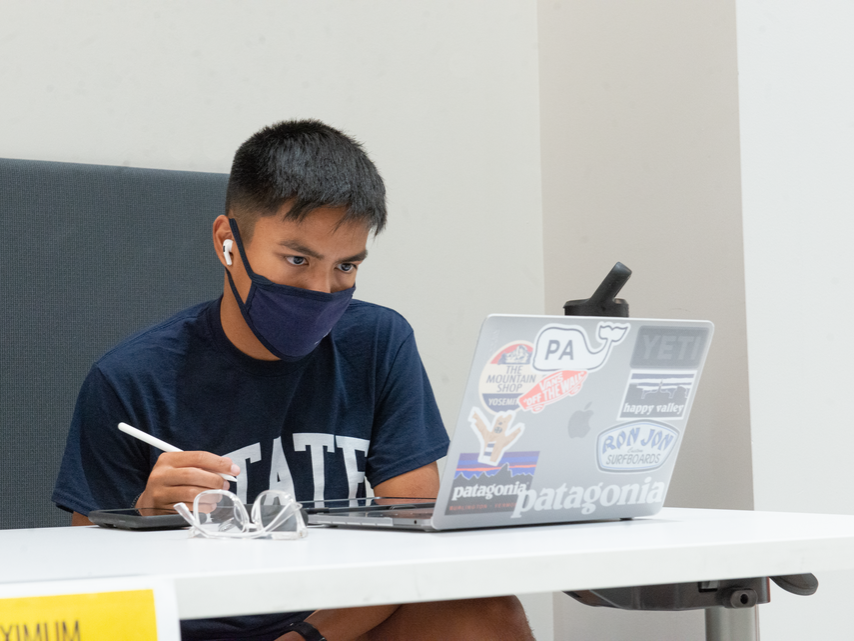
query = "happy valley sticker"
xmin=619 ymin=371 xmax=696 ymax=419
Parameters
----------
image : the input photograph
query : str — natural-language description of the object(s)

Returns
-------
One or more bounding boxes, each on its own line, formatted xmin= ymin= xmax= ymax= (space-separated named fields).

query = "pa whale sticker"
xmin=597 ymin=421 xmax=679 ymax=472
xmin=532 ymin=322 xmax=629 ymax=372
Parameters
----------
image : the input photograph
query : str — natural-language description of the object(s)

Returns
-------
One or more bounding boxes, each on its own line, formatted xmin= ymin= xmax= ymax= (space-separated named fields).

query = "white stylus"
xmin=117 ymin=422 xmax=238 ymax=482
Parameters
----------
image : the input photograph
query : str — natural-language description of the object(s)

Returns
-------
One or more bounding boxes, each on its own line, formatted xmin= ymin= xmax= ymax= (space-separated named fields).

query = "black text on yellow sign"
xmin=0 ymin=589 xmax=158 ymax=640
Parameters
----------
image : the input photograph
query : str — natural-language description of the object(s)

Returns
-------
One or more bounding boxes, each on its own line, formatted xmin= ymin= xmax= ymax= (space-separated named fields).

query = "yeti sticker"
xmin=532 ymin=322 xmax=630 ymax=372
xmin=597 ymin=421 xmax=679 ymax=472
xmin=469 ymin=407 xmax=525 ymax=465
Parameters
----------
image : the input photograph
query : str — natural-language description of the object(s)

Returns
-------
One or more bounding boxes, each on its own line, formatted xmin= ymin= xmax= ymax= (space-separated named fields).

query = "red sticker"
xmin=518 ymin=370 xmax=588 ymax=413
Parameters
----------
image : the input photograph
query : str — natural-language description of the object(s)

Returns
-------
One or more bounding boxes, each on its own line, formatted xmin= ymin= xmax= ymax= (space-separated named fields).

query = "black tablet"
xmin=88 ymin=507 xmax=188 ymax=531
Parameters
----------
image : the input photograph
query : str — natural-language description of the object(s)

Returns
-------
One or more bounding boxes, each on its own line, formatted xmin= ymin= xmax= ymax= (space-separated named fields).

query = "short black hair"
xmin=225 ymin=120 xmax=387 ymax=238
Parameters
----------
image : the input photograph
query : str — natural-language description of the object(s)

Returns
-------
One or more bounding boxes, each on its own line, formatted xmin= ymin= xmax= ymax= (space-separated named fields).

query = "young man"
xmin=53 ymin=120 xmax=534 ymax=641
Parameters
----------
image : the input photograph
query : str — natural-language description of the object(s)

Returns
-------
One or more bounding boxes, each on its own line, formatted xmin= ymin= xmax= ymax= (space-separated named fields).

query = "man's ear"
xmin=212 ymin=215 xmax=234 ymax=269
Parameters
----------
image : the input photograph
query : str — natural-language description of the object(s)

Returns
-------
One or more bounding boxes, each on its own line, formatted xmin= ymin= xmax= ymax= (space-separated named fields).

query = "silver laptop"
xmin=308 ymin=314 xmax=713 ymax=531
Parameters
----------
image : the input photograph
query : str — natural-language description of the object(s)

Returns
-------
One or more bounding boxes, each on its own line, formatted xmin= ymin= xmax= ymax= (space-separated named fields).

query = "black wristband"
xmin=286 ymin=620 xmax=327 ymax=641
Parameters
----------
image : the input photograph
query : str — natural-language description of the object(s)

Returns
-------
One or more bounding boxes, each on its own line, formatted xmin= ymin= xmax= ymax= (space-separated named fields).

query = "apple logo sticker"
xmin=568 ymin=402 xmax=593 ymax=438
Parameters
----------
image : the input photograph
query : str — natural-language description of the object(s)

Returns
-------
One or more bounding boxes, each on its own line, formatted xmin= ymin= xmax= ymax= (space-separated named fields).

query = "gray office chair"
xmin=562 ymin=263 xmax=818 ymax=641
xmin=0 ymin=158 xmax=227 ymax=529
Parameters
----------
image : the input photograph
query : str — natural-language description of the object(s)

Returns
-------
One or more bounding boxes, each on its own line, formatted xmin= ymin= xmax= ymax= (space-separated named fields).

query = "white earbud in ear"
xmin=222 ymin=239 xmax=234 ymax=266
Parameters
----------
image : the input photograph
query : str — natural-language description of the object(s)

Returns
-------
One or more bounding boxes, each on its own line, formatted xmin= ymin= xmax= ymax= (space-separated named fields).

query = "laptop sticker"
xmin=532 ymin=322 xmax=630 ymax=372
xmin=630 ymin=326 xmax=708 ymax=369
xmin=514 ymin=322 xmax=630 ymax=413
xmin=619 ymin=371 xmax=696 ymax=419
xmin=510 ymin=475 xmax=666 ymax=519
xmin=478 ymin=342 xmax=541 ymax=413
xmin=597 ymin=421 xmax=679 ymax=472
xmin=445 ymin=451 xmax=539 ymax=515
xmin=518 ymin=370 xmax=587 ymax=413
xmin=469 ymin=408 xmax=525 ymax=465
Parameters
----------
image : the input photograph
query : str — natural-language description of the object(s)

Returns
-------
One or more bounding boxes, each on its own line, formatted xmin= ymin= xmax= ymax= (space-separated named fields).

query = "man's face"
xmin=231 ymin=206 xmax=370 ymax=299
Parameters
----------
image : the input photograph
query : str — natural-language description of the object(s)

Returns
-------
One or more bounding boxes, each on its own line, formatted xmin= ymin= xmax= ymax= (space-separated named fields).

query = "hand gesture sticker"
xmin=469 ymin=407 xmax=525 ymax=466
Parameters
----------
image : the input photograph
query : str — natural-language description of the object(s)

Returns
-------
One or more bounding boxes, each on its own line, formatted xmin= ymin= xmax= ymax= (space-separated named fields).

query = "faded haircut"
xmin=225 ymin=120 xmax=387 ymax=239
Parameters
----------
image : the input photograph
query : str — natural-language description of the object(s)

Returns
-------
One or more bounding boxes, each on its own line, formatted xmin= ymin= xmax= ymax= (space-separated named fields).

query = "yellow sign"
xmin=0 ymin=589 xmax=157 ymax=640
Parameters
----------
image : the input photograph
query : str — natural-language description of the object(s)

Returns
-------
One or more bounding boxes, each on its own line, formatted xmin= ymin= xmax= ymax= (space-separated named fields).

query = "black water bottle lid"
xmin=563 ymin=262 xmax=632 ymax=317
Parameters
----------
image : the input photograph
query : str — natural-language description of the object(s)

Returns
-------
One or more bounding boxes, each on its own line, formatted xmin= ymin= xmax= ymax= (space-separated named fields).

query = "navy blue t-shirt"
xmin=53 ymin=297 xmax=449 ymax=640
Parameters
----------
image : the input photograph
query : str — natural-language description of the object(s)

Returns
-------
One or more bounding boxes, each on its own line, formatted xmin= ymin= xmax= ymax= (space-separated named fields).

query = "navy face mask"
xmin=225 ymin=218 xmax=355 ymax=361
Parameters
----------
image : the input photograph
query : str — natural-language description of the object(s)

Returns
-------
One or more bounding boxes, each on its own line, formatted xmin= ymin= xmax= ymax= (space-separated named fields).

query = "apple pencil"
xmin=117 ymin=422 xmax=238 ymax=482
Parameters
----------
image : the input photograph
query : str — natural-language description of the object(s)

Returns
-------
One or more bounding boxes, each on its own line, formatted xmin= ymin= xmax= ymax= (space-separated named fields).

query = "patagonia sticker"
xmin=445 ymin=451 xmax=539 ymax=515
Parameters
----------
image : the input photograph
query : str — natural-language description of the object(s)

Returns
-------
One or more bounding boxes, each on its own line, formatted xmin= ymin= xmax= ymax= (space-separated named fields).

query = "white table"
xmin=4 ymin=508 xmax=854 ymax=633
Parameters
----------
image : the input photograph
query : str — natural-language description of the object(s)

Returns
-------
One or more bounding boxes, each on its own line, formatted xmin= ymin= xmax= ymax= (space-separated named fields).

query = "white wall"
xmin=0 ymin=0 xmax=545 ymax=438
xmin=737 ymin=0 xmax=854 ymax=638
xmin=538 ymin=0 xmax=751 ymax=511
xmin=539 ymin=2 xmax=747 ymax=637
xmin=1 ymin=1 xmax=552 ymax=636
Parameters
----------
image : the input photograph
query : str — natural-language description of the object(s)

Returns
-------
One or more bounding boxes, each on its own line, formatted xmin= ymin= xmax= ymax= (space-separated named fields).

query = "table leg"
xmin=704 ymin=606 xmax=759 ymax=641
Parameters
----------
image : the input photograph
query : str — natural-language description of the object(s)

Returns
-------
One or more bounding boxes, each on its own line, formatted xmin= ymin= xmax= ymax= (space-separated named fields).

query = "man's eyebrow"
xmin=278 ymin=241 xmax=323 ymax=259
xmin=278 ymin=241 xmax=368 ymax=263
xmin=341 ymin=249 xmax=369 ymax=263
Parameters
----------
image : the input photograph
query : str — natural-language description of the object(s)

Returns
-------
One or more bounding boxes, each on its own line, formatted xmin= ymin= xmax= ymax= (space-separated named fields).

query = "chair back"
xmin=0 ymin=158 xmax=227 ymax=528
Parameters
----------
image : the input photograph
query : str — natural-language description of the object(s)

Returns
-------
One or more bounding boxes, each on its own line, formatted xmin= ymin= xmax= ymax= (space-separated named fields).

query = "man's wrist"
xmin=285 ymin=620 xmax=327 ymax=641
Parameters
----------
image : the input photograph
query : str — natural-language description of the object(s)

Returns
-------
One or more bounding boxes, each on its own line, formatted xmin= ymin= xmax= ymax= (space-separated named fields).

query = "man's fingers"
xmin=156 ymin=451 xmax=240 ymax=477
xmin=144 ymin=452 xmax=239 ymax=511
xmin=155 ymin=465 xmax=230 ymax=491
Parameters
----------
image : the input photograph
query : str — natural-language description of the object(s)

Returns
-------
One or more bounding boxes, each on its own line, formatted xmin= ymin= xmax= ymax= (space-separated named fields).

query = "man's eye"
xmin=338 ymin=263 xmax=356 ymax=273
xmin=286 ymin=256 xmax=307 ymax=266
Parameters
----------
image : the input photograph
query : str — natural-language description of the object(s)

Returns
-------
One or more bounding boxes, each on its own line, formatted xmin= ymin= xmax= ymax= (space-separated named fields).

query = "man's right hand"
xmin=136 ymin=451 xmax=240 ymax=511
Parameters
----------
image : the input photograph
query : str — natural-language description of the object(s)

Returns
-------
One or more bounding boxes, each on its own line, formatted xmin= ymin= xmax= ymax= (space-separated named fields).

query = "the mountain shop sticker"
xmin=479 ymin=342 xmax=540 ymax=413
xmin=597 ymin=421 xmax=679 ymax=472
